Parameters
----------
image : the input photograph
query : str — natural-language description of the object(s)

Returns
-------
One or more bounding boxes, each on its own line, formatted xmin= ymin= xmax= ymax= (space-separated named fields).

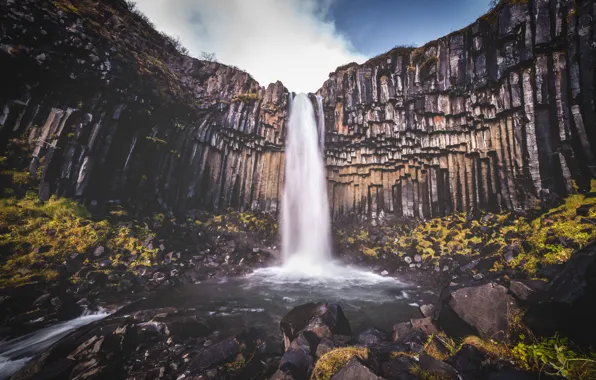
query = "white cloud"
xmin=131 ymin=0 xmax=365 ymax=93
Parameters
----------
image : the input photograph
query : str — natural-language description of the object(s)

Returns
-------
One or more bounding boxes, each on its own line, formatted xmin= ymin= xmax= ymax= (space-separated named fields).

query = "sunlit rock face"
xmin=318 ymin=0 xmax=596 ymax=219
xmin=0 ymin=0 xmax=288 ymax=216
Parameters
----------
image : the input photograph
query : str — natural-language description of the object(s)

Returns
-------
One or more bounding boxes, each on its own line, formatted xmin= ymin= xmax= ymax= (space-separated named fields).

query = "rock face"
xmin=0 ymin=0 xmax=288 ymax=216
xmin=2 ymin=0 xmax=596 ymax=220
xmin=318 ymin=0 xmax=596 ymax=218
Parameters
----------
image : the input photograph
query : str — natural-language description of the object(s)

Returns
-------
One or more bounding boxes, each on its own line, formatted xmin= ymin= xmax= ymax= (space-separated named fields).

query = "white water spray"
xmin=281 ymin=93 xmax=332 ymax=272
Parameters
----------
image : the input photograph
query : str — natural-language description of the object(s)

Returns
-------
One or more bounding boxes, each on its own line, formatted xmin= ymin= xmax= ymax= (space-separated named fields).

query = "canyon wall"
xmin=2 ymin=0 xmax=596 ymax=221
xmin=318 ymin=0 xmax=596 ymax=219
xmin=0 ymin=0 xmax=288 ymax=216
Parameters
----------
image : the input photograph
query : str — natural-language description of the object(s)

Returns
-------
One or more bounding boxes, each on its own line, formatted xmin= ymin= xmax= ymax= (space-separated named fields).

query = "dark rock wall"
xmin=0 ymin=0 xmax=288 ymax=216
xmin=318 ymin=0 xmax=596 ymax=219
xmin=2 ymin=0 xmax=596 ymax=221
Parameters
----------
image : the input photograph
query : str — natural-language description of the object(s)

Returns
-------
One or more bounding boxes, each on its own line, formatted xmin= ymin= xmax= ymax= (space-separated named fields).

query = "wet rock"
xmin=331 ymin=357 xmax=381 ymax=380
xmin=381 ymin=354 xmax=417 ymax=380
xmin=419 ymin=304 xmax=435 ymax=318
xmin=278 ymin=348 xmax=313 ymax=380
xmin=358 ymin=328 xmax=388 ymax=346
xmin=509 ymin=279 xmax=547 ymax=301
xmin=33 ymin=293 xmax=51 ymax=307
xmin=410 ymin=317 xmax=438 ymax=335
xmin=186 ymin=337 xmax=240 ymax=374
xmin=315 ymin=338 xmax=335 ymax=358
xmin=290 ymin=330 xmax=320 ymax=355
xmin=436 ymin=282 xmax=519 ymax=342
xmin=166 ymin=316 xmax=210 ymax=338
xmin=280 ymin=303 xmax=351 ymax=351
xmin=418 ymin=354 xmax=458 ymax=379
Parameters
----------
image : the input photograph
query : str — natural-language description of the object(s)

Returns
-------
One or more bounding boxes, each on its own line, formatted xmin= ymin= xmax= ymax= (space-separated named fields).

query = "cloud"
xmin=131 ymin=0 xmax=366 ymax=93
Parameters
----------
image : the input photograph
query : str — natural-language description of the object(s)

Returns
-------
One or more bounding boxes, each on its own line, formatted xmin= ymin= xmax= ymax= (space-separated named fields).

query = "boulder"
xmin=436 ymin=282 xmax=519 ymax=342
xmin=381 ymin=354 xmax=417 ymax=380
xmin=418 ymin=354 xmax=458 ymax=379
xmin=187 ymin=337 xmax=240 ymax=374
xmin=331 ymin=357 xmax=381 ymax=380
xmin=315 ymin=338 xmax=335 ymax=358
xmin=419 ymin=304 xmax=435 ymax=318
xmin=410 ymin=317 xmax=438 ymax=335
xmin=524 ymin=243 xmax=596 ymax=348
xmin=358 ymin=328 xmax=388 ymax=346
xmin=280 ymin=303 xmax=350 ymax=351
xmin=278 ymin=348 xmax=313 ymax=380
xmin=508 ymin=279 xmax=547 ymax=301
xmin=289 ymin=330 xmax=320 ymax=355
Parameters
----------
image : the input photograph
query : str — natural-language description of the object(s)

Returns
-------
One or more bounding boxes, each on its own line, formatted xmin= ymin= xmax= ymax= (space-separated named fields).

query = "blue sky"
xmin=329 ymin=0 xmax=491 ymax=56
xmin=133 ymin=0 xmax=492 ymax=92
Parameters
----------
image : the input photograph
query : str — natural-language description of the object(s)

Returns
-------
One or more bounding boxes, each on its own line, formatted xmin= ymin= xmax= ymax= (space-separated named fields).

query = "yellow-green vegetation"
xmin=311 ymin=347 xmax=369 ymax=380
xmin=409 ymin=364 xmax=452 ymax=380
xmin=232 ymin=93 xmax=260 ymax=103
xmin=460 ymin=336 xmax=514 ymax=360
xmin=512 ymin=335 xmax=596 ymax=379
xmin=341 ymin=180 xmax=596 ymax=275
xmin=146 ymin=136 xmax=168 ymax=145
xmin=424 ymin=332 xmax=457 ymax=361
xmin=0 ymin=195 xmax=157 ymax=287
xmin=1 ymin=170 xmax=31 ymax=186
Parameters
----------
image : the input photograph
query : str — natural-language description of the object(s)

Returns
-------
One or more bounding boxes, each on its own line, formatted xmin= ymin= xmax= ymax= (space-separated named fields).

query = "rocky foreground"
xmin=9 ymin=239 xmax=596 ymax=380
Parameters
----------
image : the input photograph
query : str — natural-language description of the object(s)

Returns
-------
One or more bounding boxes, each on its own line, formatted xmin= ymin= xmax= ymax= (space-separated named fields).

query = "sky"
xmin=132 ymin=0 xmax=492 ymax=93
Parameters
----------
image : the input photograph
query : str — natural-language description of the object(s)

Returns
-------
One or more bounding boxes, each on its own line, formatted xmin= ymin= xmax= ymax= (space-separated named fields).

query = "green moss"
xmin=311 ymin=347 xmax=369 ymax=380
xmin=361 ymin=247 xmax=378 ymax=258
xmin=232 ymin=93 xmax=260 ymax=103
xmin=2 ymin=170 xmax=31 ymax=186
xmin=512 ymin=335 xmax=596 ymax=379
xmin=0 ymin=196 xmax=157 ymax=287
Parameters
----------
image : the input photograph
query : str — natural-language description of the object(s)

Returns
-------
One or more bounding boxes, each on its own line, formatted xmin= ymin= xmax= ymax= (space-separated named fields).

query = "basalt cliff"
xmin=1 ymin=0 xmax=596 ymax=221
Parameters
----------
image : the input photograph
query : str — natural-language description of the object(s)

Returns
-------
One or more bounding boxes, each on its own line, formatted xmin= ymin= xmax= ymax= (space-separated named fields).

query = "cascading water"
xmin=252 ymin=92 xmax=398 ymax=285
xmin=281 ymin=93 xmax=332 ymax=273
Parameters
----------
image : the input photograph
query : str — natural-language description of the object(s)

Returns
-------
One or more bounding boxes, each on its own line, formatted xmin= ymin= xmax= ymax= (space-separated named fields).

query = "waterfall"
xmin=315 ymin=95 xmax=325 ymax=151
xmin=281 ymin=93 xmax=332 ymax=272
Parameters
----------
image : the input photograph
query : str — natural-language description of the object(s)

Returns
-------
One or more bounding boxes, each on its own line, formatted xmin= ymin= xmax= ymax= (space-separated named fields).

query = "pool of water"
xmin=133 ymin=264 xmax=435 ymax=338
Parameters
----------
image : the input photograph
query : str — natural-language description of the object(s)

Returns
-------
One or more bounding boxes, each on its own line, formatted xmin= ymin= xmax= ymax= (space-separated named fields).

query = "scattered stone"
xmin=380 ymin=270 xmax=389 ymax=276
xmin=436 ymin=282 xmax=519 ymax=342
xmin=420 ymin=304 xmax=435 ymax=318
xmin=358 ymin=328 xmax=388 ymax=346
xmin=414 ymin=255 xmax=422 ymax=263
xmin=187 ymin=337 xmax=239 ymax=374
xmin=331 ymin=357 xmax=381 ymax=380
xmin=93 ymin=246 xmax=105 ymax=257
xmin=404 ymin=256 xmax=412 ymax=264
xmin=473 ymin=273 xmax=484 ymax=281
xmin=280 ymin=303 xmax=351 ymax=351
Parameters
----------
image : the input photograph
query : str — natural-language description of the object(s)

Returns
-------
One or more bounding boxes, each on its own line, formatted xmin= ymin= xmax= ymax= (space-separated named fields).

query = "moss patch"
xmin=311 ymin=347 xmax=369 ymax=380
xmin=0 ymin=195 xmax=157 ymax=287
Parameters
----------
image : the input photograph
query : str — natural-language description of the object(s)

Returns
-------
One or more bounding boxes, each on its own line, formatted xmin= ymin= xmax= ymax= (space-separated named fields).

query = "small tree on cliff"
xmin=200 ymin=52 xmax=217 ymax=62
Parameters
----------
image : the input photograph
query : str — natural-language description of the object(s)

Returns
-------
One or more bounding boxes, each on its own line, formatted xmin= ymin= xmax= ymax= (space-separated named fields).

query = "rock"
xmin=381 ymin=354 xmax=417 ymax=380
xmin=186 ymin=337 xmax=239 ymax=374
xmin=452 ymin=344 xmax=486 ymax=379
xmin=410 ymin=317 xmax=438 ymax=335
xmin=418 ymin=354 xmax=458 ymax=379
xmin=331 ymin=357 xmax=381 ymax=380
xmin=93 ymin=246 xmax=105 ymax=257
xmin=503 ymin=245 xmax=520 ymax=263
xmin=414 ymin=255 xmax=422 ymax=263
xmin=576 ymin=204 xmax=592 ymax=217
xmin=392 ymin=322 xmax=413 ymax=342
xmin=473 ymin=273 xmax=485 ymax=281
xmin=166 ymin=316 xmax=210 ymax=338
xmin=509 ymin=279 xmax=547 ymax=301
xmin=289 ymin=330 xmax=320 ymax=355
xmin=358 ymin=328 xmax=388 ymax=346
xmin=419 ymin=304 xmax=435 ymax=318
xmin=66 ymin=258 xmax=82 ymax=273
xmin=270 ymin=369 xmax=296 ymax=380
xmin=404 ymin=256 xmax=412 ymax=264
xmin=99 ymin=259 xmax=112 ymax=268
xmin=315 ymin=338 xmax=335 ymax=358
xmin=280 ymin=303 xmax=350 ymax=351
xmin=33 ymin=293 xmax=51 ymax=307
xmin=436 ymin=282 xmax=519 ymax=342
xmin=278 ymin=348 xmax=313 ymax=380
xmin=524 ymin=243 xmax=596 ymax=347
xmin=380 ymin=270 xmax=389 ymax=276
